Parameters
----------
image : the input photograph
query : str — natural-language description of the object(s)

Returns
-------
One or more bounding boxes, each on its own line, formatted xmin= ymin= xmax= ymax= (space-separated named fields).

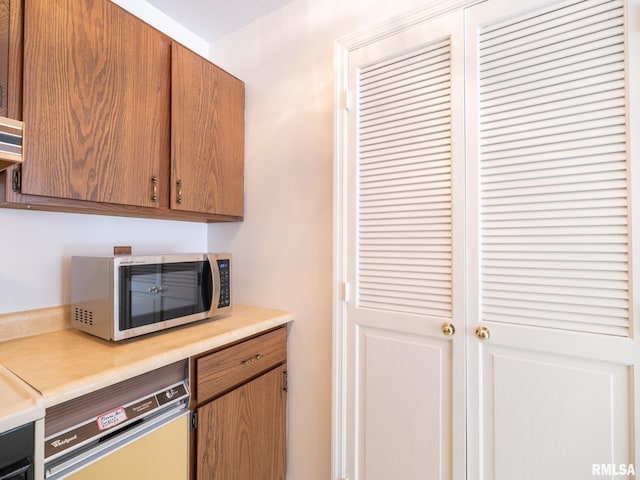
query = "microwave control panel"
xmin=218 ymin=259 xmax=231 ymax=308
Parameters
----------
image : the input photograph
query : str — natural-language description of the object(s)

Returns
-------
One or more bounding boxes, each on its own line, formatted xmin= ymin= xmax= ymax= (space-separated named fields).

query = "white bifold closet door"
xmin=343 ymin=10 xmax=466 ymax=480
xmin=337 ymin=0 xmax=639 ymax=478
xmin=466 ymin=0 xmax=639 ymax=478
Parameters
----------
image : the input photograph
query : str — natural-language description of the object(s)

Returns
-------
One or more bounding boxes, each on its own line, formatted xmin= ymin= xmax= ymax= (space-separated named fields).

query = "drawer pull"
xmin=241 ymin=354 xmax=263 ymax=366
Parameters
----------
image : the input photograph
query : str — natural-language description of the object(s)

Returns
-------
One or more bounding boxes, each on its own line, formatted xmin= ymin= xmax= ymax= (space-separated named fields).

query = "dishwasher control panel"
xmin=45 ymin=381 xmax=188 ymax=461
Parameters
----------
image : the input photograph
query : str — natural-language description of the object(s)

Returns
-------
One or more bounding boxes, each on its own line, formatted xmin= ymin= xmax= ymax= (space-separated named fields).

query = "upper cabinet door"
xmin=21 ymin=0 xmax=171 ymax=207
xmin=0 ymin=0 xmax=9 ymax=119
xmin=171 ymin=43 xmax=245 ymax=217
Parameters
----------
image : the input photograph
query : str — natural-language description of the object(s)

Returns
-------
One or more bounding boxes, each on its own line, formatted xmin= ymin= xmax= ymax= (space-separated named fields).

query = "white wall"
xmin=206 ymin=0 xmax=429 ymax=477
xmin=0 ymin=2 xmax=209 ymax=316
xmin=111 ymin=0 xmax=209 ymax=57
xmin=0 ymin=209 xmax=207 ymax=314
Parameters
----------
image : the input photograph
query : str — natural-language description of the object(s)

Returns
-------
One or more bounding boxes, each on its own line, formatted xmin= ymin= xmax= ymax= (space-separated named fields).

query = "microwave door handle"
xmin=207 ymin=254 xmax=221 ymax=315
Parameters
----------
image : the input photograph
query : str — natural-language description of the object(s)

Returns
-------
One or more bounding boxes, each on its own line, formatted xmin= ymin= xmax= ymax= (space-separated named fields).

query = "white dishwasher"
xmin=43 ymin=361 xmax=190 ymax=480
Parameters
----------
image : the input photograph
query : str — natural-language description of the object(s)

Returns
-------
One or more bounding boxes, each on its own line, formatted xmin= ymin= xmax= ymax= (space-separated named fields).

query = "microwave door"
xmin=158 ymin=263 xmax=209 ymax=320
xmin=121 ymin=265 xmax=162 ymax=329
xmin=120 ymin=261 xmax=212 ymax=332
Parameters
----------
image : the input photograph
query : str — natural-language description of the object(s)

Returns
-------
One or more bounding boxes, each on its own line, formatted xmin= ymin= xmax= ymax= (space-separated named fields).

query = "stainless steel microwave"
xmin=70 ymin=253 xmax=231 ymax=341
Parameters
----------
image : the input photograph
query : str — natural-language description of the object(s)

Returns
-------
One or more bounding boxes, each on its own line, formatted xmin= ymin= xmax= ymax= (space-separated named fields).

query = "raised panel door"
xmin=471 ymin=339 xmax=632 ymax=479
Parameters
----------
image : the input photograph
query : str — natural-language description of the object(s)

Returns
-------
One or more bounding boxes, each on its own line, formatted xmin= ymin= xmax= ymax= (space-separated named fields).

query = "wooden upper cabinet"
xmin=0 ymin=0 xmax=245 ymax=221
xmin=20 ymin=0 xmax=171 ymax=207
xmin=171 ymin=43 xmax=245 ymax=217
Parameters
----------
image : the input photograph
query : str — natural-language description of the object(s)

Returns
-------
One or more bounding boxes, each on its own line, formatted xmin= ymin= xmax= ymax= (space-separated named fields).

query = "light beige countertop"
xmin=0 ymin=364 xmax=44 ymax=433
xmin=0 ymin=305 xmax=293 ymax=408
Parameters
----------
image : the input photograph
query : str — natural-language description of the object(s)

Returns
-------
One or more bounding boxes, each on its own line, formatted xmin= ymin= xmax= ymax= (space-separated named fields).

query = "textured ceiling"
xmin=146 ymin=0 xmax=292 ymax=42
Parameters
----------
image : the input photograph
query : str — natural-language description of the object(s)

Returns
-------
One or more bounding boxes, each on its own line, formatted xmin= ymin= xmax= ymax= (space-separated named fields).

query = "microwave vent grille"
xmin=73 ymin=307 xmax=94 ymax=326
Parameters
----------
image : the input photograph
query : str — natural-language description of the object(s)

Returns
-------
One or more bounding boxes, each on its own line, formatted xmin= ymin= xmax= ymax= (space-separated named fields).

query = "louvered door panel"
xmin=477 ymin=0 xmax=630 ymax=336
xmin=357 ymin=37 xmax=453 ymax=319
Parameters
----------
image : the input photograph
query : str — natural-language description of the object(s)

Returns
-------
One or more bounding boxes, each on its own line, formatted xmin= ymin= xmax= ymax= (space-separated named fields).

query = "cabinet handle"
xmin=176 ymin=179 xmax=182 ymax=205
xmin=151 ymin=176 xmax=158 ymax=202
xmin=241 ymin=354 xmax=263 ymax=366
xmin=11 ymin=167 xmax=21 ymax=192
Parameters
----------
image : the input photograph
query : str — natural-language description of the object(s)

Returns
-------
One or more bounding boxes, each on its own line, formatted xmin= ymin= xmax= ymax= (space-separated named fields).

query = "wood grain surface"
xmin=196 ymin=364 xmax=287 ymax=480
xmin=171 ymin=42 xmax=245 ymax=216
xmin=196 ymin=327 xmax=287 ymax=405
xmin=21 ymin=0 xmax=171 ymax=207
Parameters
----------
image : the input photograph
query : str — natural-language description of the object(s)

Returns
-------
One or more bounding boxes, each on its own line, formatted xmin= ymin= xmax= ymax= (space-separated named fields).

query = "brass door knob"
xmin=441 ymin=322 xmax=455 ymax=337
xmin=475 ymin=326 xmax=490 ymax=341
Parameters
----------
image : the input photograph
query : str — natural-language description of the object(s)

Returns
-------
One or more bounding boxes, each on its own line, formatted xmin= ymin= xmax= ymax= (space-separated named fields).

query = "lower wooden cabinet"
xmin=196 ymin=364 xmax=287 ymax=479
xmin=192 ymin=328 xmax=288 ymax=480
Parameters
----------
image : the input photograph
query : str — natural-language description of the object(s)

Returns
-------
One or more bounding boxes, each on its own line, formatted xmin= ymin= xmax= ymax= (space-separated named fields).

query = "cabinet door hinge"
xmin=190 ymin=411 xmax=198 ymax=430
xmin=342 ymin=282 xmax=351 ymax=303
xmin=342 ymin=90 xmax=352 ymax=112
xmin=11 ymin=165 xmax=21 ymax=192
xmin=283 ymin=370 xmax=288 ymax=392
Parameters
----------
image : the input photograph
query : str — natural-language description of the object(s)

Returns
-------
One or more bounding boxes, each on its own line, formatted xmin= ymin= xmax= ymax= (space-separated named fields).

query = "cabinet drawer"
xmin=196 ymin=327 xmax=287 ymax=404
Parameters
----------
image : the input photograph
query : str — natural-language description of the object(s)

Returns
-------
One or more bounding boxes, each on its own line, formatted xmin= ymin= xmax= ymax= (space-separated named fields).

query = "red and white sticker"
xmin=96 ymin=407 xmax=128 ymax=431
